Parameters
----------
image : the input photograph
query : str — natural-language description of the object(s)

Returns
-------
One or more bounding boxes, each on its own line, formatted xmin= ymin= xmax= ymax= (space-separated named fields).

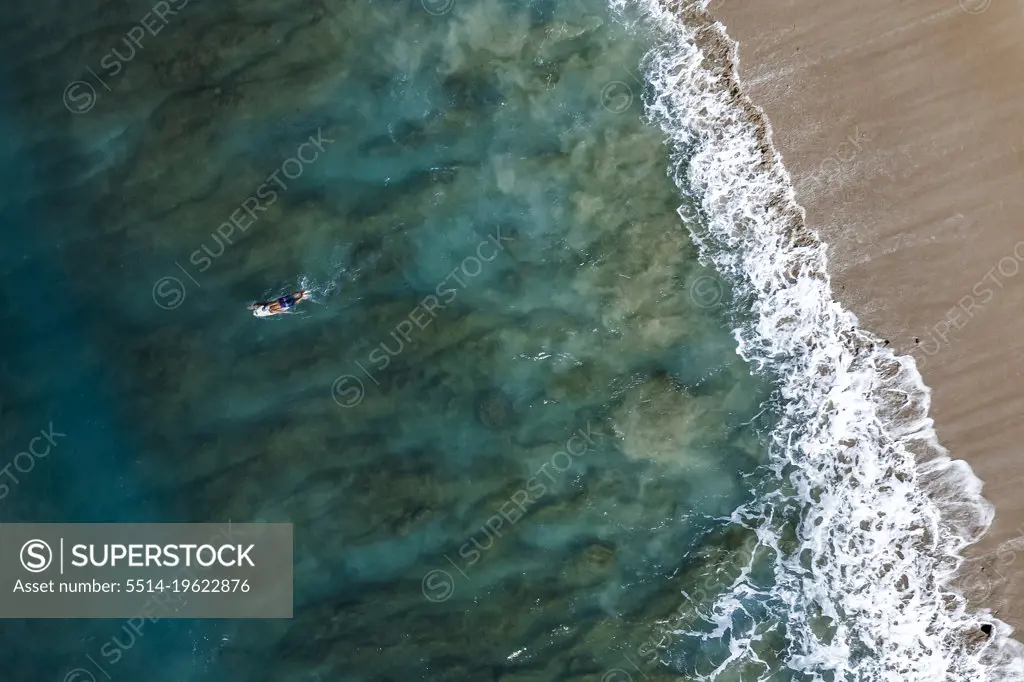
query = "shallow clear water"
xmin=0 ymin=0 xmax=777 ymax=680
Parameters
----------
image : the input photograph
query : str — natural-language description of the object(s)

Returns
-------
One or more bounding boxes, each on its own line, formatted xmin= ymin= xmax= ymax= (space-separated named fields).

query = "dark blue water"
xmin=0 ymin=1 xmax=773 ymax=680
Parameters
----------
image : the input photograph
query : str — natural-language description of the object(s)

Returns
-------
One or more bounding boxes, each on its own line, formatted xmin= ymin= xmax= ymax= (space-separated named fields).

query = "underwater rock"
xmin=393 ymin=504 xmax=434 ymax=536
xmin=582 ymin=542 xmax=615 ymax=569
xmin=476 ymin=388 xmax=517 ymax=430
xmin=565 ymin=655 xmax=602 ymax=675
xmin=546 ymin=360 xmax=604 ymax=404
xmin=612 ymin=374 xmax=728 ymax=468
xmin=560 ymin=542 xmax=617 ymax=587
xmin=349 ymin=236 xmax=385 ymax=274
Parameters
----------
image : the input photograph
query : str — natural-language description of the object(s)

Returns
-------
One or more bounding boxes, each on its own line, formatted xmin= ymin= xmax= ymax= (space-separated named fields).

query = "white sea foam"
xmin=608 ymin=0 xmax=1024 ymax=679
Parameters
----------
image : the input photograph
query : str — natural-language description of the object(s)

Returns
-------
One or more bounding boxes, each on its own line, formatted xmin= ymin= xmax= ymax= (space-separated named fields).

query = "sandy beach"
xmin=707 ymin=0 xmax=1024 ymax=627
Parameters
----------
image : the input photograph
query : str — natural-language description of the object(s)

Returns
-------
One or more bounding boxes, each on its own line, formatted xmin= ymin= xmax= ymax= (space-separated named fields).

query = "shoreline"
xmin=706 ymin=0 xmax=1024 ymax=637
xmin=619 ymin=0 xmax=1021 ymax=674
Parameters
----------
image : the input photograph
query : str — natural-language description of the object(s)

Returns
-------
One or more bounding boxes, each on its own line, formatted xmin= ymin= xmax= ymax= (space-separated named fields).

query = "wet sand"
xmin=706 ymin=0 xmax=1024 ymax=627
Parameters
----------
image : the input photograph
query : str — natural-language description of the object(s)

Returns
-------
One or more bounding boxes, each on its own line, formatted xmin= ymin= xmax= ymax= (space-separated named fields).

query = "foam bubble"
xmin=608 ymin=0 xmax=1024 ymax=679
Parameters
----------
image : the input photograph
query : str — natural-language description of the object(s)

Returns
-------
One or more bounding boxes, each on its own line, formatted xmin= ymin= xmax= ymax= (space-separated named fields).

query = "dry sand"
xmin=705 ymin=0 xmax=1024 ymax=627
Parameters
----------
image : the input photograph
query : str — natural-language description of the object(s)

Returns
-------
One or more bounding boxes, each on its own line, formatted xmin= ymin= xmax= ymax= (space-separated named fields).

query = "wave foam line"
xmin=609 ymin=0 xmax=1024 ymax=679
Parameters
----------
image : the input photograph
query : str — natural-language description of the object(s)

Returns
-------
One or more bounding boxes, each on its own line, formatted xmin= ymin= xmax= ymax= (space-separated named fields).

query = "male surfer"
xmin=248 ymin=290 xmax=310 ymax=317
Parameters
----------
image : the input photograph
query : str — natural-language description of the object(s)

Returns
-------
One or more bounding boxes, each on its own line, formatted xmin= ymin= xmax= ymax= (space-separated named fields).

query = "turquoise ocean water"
xmin=0 ymin=0 xmax=1015 ymax=680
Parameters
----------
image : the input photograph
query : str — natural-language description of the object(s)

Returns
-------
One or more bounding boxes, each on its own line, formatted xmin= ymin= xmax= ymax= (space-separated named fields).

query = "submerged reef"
xmin=0 ymin=0 xmax=770 ymax=680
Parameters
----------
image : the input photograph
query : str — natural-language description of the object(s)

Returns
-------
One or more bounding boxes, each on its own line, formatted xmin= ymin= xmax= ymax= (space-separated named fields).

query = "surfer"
xmin=248 ymin=290 xmax=310 ymax=318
